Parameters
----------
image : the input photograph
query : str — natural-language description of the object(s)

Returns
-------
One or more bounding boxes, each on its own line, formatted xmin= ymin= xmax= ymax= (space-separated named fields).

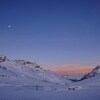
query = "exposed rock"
xmin=0 ymin=55 xmax=7 ymax=62
xmin=81 ymin=65 xmax=100 ymax=80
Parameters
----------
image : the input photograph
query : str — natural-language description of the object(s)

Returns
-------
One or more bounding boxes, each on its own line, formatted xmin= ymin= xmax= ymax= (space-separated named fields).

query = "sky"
xmin=0 ymin=0 xmax=100 ymax=75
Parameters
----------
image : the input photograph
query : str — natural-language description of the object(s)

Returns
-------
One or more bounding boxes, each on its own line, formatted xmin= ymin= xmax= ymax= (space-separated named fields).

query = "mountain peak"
xmin=93 ymin=65 xmax=100 ymax=71
xmin=0 ymin=55 xmax=8 ymax=62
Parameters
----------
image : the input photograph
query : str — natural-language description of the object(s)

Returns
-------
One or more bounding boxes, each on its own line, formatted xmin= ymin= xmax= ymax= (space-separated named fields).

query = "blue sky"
xmin=0 ymin=0 xmax=100 ymax=68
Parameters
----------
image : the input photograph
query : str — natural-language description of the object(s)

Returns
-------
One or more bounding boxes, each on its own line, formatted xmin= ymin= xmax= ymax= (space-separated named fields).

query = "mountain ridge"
xmin=81 ymin=65 xmax=100 ymax=80
xmin=0 ymin=55 xmax=69 ymax=86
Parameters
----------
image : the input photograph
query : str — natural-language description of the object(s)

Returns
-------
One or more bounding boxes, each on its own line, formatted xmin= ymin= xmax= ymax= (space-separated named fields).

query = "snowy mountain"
xmin=0 ymin=55 xmax=70 ymax=86
xmin=0 ymin=56 xmax=100 ymax=100
xmin=81 ymin=65 xmax=100 ymax=80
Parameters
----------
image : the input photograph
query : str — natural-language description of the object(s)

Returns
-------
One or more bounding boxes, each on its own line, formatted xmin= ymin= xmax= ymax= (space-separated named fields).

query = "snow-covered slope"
xmin=81 ymin=65 xmax=100 ymax=80
xmin=0 ymin=56 xmax=100 ymax=100
xmin=0 ymin=55 xmax=70 ymax=86
xmin=68 ymin=65 xmax=100 ymax=90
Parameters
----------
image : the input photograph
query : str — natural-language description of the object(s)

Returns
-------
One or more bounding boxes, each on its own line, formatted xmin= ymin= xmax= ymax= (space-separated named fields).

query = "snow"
xmin=0 ymin=56 xmax=100 ymax=100
xmin=0 ymin=59 xmax=71 ymax=87
xmin=0 ymin=86 xmax=100 ymax=100
xmin=81 ymin=65 xmax=100 ymax=80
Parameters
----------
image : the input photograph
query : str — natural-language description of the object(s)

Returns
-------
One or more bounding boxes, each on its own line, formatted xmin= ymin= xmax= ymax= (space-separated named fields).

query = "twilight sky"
xmin=0 ymin=0 xmax=100 ymax=75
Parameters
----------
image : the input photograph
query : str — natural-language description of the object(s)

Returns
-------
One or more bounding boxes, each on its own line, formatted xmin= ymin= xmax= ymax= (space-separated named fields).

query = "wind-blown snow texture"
xmin=0 ymin=55 xmax=100 ymax=100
